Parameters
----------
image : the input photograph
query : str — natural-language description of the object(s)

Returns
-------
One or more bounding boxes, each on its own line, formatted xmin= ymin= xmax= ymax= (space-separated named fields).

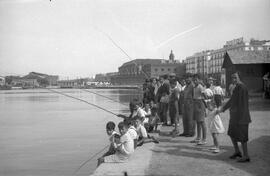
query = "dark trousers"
xmin=169 ymin=105 xmax=176 ymax=125
xmin=183 ymin=99 xmax=195 ymax=135
xmin=159 ymin=102 xmax=168 ymax=123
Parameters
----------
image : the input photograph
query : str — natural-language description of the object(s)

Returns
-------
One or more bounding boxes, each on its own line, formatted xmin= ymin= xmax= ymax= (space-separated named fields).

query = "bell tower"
xmin=169 ymin=50 xmax=175 ymax=61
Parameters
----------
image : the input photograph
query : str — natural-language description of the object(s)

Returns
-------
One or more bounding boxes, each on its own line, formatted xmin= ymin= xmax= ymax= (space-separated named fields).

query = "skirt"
xmin=228 ymin=124 xmax=249 ymax=142
xmin=209 ymin=115 xmax=225 ymax=134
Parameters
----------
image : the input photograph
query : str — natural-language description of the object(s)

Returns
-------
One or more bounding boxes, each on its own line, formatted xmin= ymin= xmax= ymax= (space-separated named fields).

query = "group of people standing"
xmin=98 ymin=71 xmax=251 ymax=167
xmin=142 ymin=73 xmax=225 ymax=148
xmin=142 ymin=71 xmax=251 ymax=161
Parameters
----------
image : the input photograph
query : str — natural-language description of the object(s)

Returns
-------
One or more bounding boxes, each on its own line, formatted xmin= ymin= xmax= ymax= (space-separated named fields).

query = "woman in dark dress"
xmin=219 ymin=72 xmax=251 ymax=162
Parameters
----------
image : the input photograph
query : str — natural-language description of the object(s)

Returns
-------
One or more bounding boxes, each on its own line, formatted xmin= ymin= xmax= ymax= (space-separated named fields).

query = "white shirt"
xmin=136 ymin=124 xmax=148 ymax=138
xmin=154 ymin=84 xmax=159 ymax=95
xmin=176 ymin=81 xmax=183 ymax=92
xmin=109 ymin=131 xmax=119 ymax=143
xmin=134 ymin=107 xmax=147 ymax=118
xmin=213 ymin=86 xmax=224 ymax=96
xmin=204 ymin=88 xmax=214 ymax=98
xmin=182 ymin=85 xmax=186 ymax=91
xmin=143 ymin=108 xmax=151 ymax=116
xmin=127 ymin=126 xmax=138 ymax=140
xmin=119 ymin=132 xmax=134 ymax=155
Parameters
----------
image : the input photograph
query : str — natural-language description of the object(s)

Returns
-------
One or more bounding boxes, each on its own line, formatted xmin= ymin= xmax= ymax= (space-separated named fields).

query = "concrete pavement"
xmin=91 ymin=98 xmax=270 ymax=176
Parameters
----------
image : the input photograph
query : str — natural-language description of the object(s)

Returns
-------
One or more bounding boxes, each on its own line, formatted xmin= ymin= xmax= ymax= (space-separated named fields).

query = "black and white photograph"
xmin=0 ymin=0 xmax=270 ymax=176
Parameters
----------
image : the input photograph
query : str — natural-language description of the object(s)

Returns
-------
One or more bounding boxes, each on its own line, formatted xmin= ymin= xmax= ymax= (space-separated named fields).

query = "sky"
xmin=0 ymin=0 xmax=269 ymax=79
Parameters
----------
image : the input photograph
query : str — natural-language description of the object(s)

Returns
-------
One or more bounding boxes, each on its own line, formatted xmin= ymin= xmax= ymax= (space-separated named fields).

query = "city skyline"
xmin=0 ymin=0 xmax=270 ymax=78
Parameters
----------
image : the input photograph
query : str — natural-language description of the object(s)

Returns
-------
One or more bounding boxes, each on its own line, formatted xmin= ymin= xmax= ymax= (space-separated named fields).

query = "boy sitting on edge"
xmin=102 ymin=121 xmax=119 ymax=157
xmin=97 ymin=122 xmax=134 ymax=166
xmin=123 ymin=118 xmax=138 ymax=148
xmin=134 ymin=115 xmax=159 ymax=146
xmin=144 ymin=106 xmax=160 ymax=133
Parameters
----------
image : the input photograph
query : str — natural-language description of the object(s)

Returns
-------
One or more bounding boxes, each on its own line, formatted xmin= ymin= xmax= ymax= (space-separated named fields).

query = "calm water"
xmin=0 ymin=89 xmax=142 ymax=176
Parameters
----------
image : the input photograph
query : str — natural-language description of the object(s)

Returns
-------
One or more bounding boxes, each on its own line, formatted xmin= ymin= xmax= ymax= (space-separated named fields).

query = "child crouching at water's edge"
xmin=102 ymin=121 xmax=119 ymax=157
xmin=97 ymin=122 xmax=134 ymax=167
xmin=145 ymin=106 xmax=160 ymax=133
xmin=207 ymin=101 xmax=225 ymax=153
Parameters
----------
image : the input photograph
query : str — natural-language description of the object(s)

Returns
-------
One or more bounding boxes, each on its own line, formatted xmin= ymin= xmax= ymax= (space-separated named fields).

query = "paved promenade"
xmin=92 ymin=98 xmax=270 ymax=176
xmin=146 ymin=98 xmax=270 ymax=176
xmin=91 ymin=141 xmax=155 ymax=176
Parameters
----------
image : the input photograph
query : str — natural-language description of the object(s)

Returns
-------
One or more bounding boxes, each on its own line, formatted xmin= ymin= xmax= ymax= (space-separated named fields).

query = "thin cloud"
xmin=154 ymin=24 xmax=202 ymax=49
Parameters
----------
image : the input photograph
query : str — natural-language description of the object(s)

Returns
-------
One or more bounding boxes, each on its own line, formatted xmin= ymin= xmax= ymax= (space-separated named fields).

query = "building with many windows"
xmin=24 ymin=72 xmax=59 ymax=86
xmin=112 ymin=51 xmax=186 ymax=85
xmin=11 ymin=78 xmax=39 ymax=88
xmin=186 ymin=50 xmax=212 ymax=79
xmin=185 ymin=37 xmax=270 ymax=86
xmin=95 ymin=72 xmax=118 ymax=83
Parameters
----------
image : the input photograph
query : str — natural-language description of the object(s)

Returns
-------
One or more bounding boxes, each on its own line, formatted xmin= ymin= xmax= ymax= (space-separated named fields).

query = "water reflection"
xmin=5 ymin=95 xmax=60 ymax=102
xmin=0 ymin=89 xmax=142 ymax=176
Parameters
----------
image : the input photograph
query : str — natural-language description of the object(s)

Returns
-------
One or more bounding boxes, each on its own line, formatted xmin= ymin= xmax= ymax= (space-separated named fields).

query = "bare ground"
xmin=146 ymin=98 xmax=270 ymax=176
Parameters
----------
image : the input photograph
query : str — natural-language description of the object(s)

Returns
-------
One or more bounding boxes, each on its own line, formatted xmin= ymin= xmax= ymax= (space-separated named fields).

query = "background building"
xmin=0 ymin=76 xmax=5 ymax=86
xmin=4 ymin=72 xmax=59 ymax=88
xmin=95 ymin=72 xmax=118 ymax=83
xmin=11 ymin=78 xmax=39 ymax=88
xmin=185 ymin=37 xmax=270 ymax=86
xmin=24 ymin=72 xmax=59 ymax=86
xmin=112 ymin=51 xmax=185 ymax=85
xmin=223 ymin=50 xmax=270 ymax=93
xmin=186 ymin=50 xmax=211 ymax=79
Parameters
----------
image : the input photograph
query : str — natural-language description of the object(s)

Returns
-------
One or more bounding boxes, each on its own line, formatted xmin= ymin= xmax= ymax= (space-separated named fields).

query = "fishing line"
xmin=42 ymin=87 xmax=124 ymax=175
xmin=95 ymin=27 xmax=151 ymax=79
xmin=80 ymin=89 xmax=128 ymax=107
xmin=68 ymin=26 xmax=155 ymax=175
xmin=43 ymin=87 xmax=118 ymax=116
xmin=72 ymin=144 xmax=110 ymax=176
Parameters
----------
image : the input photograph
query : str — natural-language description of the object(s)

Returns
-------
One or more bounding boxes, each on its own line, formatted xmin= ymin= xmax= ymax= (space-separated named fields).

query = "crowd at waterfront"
xmin=97 ymin=71 xmax=252 ymax=168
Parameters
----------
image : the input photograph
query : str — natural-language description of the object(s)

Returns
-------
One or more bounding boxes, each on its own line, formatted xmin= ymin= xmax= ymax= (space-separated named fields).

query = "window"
xmin=155 ymin=68 xmax=158 ymax=72
xmin=168 ymin=68 xmax=171 ymax=71
xmin=161 ymin=68 xmax=164 ymax=71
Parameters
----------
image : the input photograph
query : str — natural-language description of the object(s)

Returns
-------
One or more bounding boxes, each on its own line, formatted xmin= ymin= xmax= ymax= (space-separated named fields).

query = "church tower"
xmin=169 ymin=50 xmax=175 ymax=61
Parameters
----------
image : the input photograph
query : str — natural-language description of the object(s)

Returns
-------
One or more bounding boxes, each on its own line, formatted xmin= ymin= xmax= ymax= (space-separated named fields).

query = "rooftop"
xmin=222 ymin=50 xmax=270 ymax=69
xmin=120 ymin=59 xmax=163 ymax=68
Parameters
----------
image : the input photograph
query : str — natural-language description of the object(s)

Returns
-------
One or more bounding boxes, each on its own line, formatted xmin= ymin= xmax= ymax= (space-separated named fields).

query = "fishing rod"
xmin=96 ymin=27 xmax=151 ymax=79
xmin=41 ymin=87 xmax=127 ymax=175
xmin=72 ymin=144 xmax=110 ymax=176
xmin=43 ymin=87 xmax=118 ymax=116
xmin=71 ymin=28 xmax=154 ymax=175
